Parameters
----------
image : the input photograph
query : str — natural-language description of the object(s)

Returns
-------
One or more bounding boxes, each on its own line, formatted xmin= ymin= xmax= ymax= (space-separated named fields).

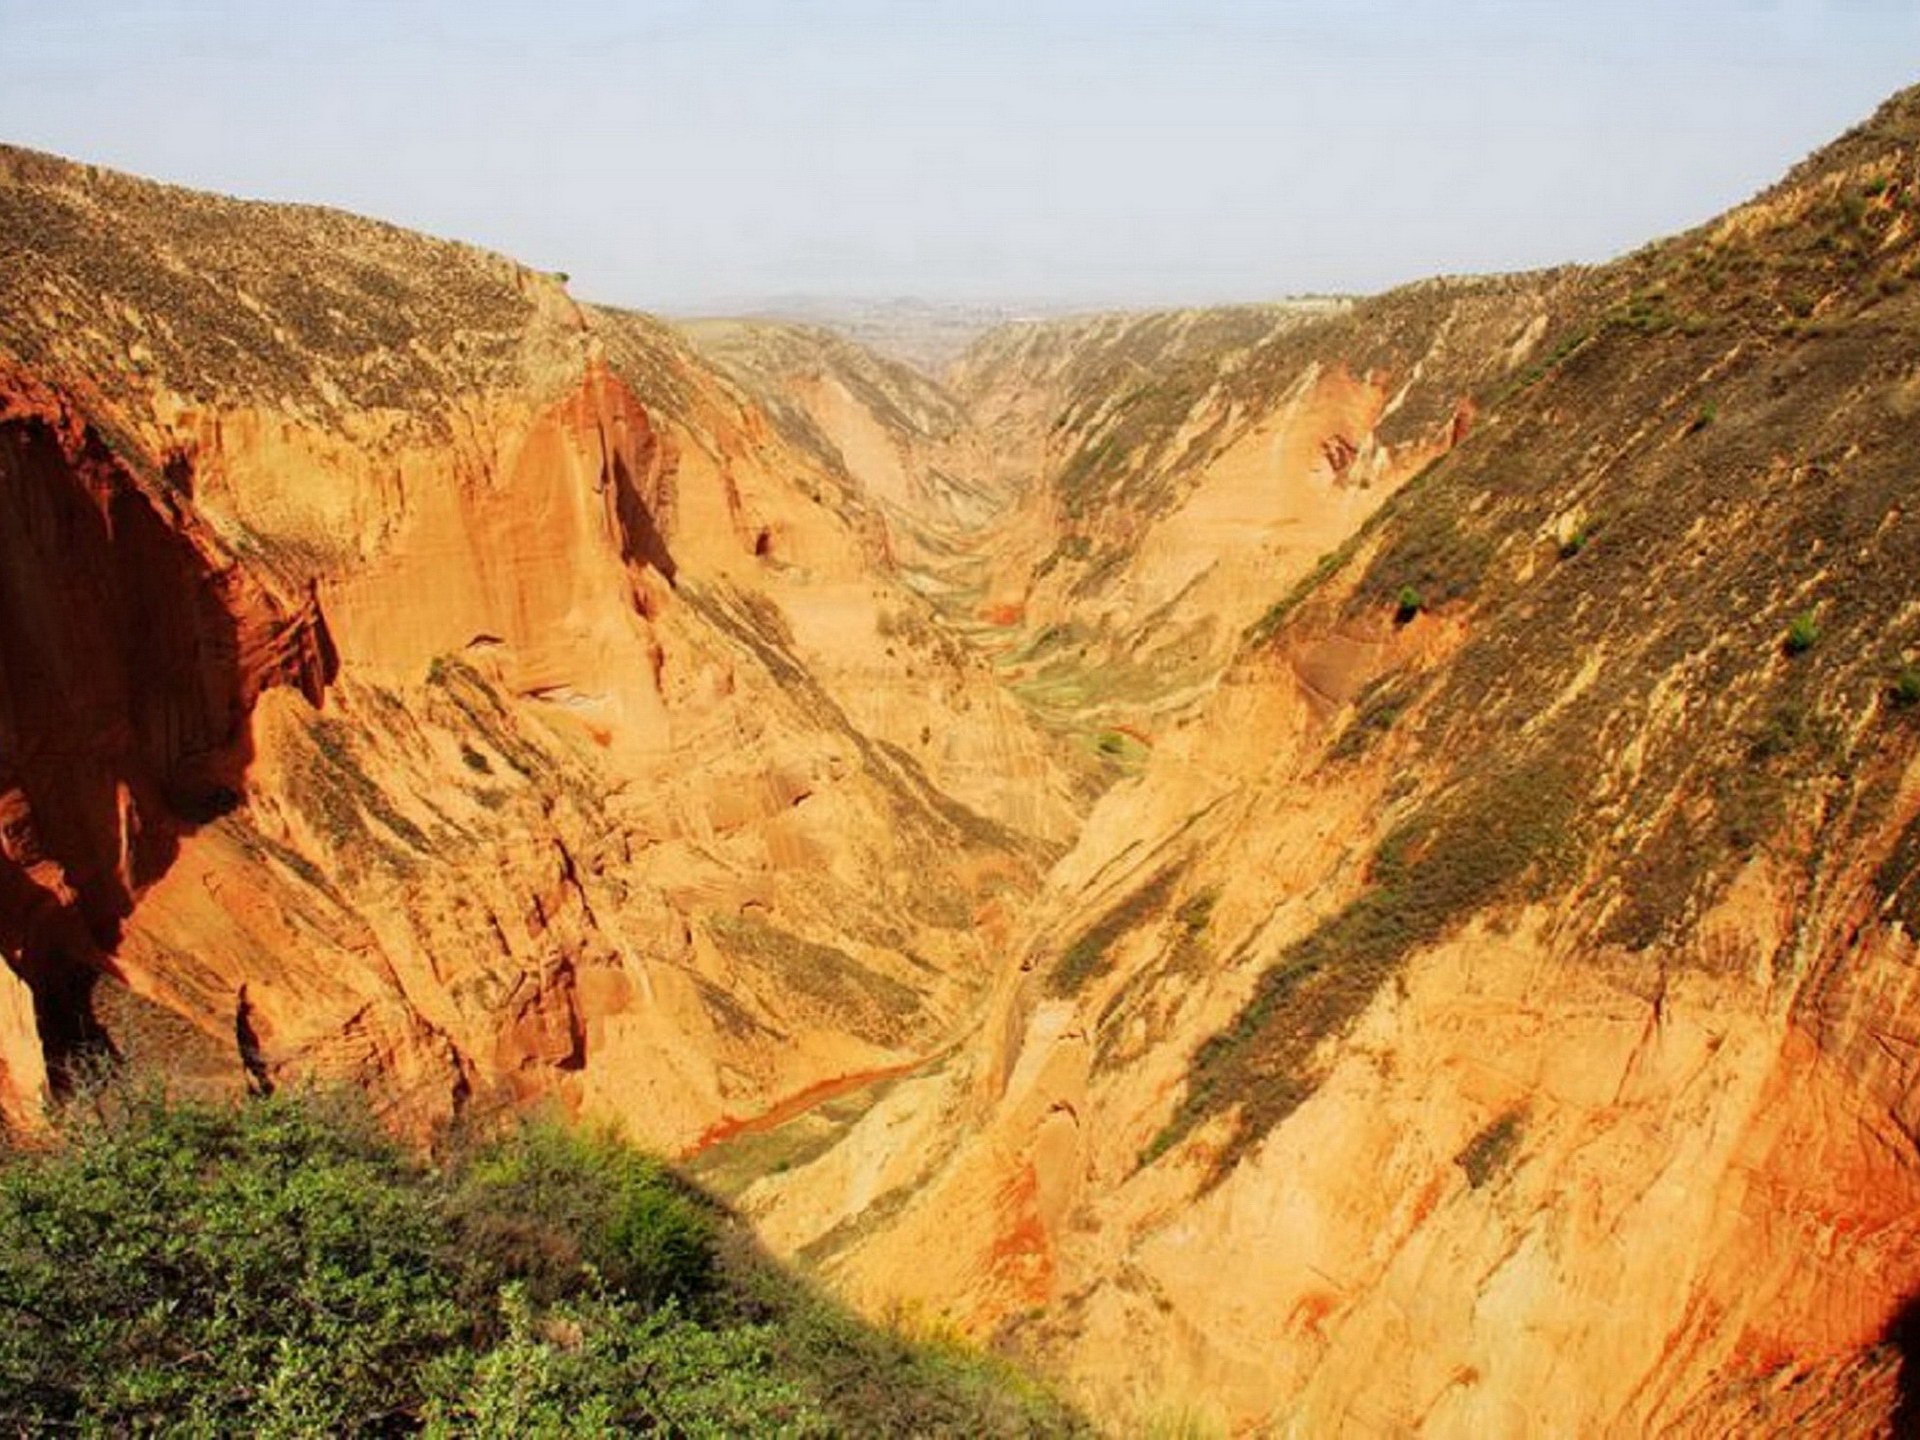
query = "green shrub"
xmin=1892 ymin=665 xmax=1920 ymax=709
xmin=421 ymin=1286 xmax=823 ymax=1438
xmin=451 ymin=1119 xmax=716 ymax=1310
xmin=1784 ymin=609 xmax=1821 ymax=655
xmin=1394 ymin=585 xmax=1423 ymax=624
xmin=0 ymin=1089 xmax=463 ymax=1433
xmin=0 ymin=1089 xmax=1085 ymax=1437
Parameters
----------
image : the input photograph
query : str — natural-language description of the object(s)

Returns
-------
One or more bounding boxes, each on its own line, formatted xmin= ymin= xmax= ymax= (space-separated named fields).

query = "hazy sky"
xmin=1 ymin=1 xmax=1914 ymax=311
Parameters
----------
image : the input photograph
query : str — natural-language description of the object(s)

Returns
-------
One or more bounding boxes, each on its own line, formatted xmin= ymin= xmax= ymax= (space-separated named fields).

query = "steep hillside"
xmin=713 ymin=87 xmax=1920 ymax=1434
xmin=681 ymin=317 xmax=991 ymax=523
xmin=0 ymin=143 xmax=1063 ymax=1152
xmin=947 ymin=291 xmax=1567 ymax=740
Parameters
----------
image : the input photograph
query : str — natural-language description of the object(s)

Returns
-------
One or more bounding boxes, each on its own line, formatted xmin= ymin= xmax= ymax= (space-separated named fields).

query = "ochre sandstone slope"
xmin=710 ymin=88 xmax=1920 ymax=1436
xmin=945 ymin=291 xmax=1562 ymax=739
xmin=0 ymin=143 xmax=1062 ymax=1149
xmin=8 ymin=81 xmax=1920 ymax=1440
xmin=691 ymin=294 xmax=1546 ymax=811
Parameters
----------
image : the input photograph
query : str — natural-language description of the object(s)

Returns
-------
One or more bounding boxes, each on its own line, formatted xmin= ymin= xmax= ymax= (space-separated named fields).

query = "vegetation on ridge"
xmin=0 ymin=1086 xmax=1085 ymax=1436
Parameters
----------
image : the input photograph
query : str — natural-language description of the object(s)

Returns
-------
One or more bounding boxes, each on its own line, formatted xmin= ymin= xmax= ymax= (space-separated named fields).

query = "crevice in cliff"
xmin=1883 ymin=1290 xmax=1920 ymax=1437
xmin=234 ymin=983 xmax=271 ymax=1096
xmin=594 ymin=404 xmax=678 ymax=588
xmin=10 ymin=929 xmax=113 ymax=1093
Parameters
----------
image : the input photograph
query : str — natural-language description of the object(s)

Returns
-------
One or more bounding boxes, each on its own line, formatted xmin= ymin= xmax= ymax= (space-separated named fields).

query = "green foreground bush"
xmin=0 ymin=1088 xmax=1083 ymax=1437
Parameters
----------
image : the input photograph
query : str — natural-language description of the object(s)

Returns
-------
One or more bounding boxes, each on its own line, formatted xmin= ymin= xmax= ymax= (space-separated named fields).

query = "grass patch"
xmin=1329 ymin=673 xmax=1420 ymax=762
xmin=1175 ymin=891 xmax=1216 ymax=937
xmin=1489 ymin=326 xmax=1593 ymax=403
xmin=1874 ymin=810 xmax=1920 ymax=934
xmin=1091 ymin=888 xmax=1220 ymax=1074
xmin=1456 ymin=1109 xmax=1526 ymax=1190
xmin=424 ymin=656 xmax=549 ymax=783
xmin=707 ymin=912 xmax=922 ymax=1044
xmin=1364 ymin=498 xmax=1496 ymax=615
xmin=285 ymin=718 xmax=427 ymax=874
xmin=1146 ymin=755 xmax=1581 ymax=1175
xmin=1084 ymin=728 xmax=1152 ymax=774
xmin=1047 ymin=867 xmax=1182 ymax=998
xmin=1604 ymin=700 xmax=1841 ymax=949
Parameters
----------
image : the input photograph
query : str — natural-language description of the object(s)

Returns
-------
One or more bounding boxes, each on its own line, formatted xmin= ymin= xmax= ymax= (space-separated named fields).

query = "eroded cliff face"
xmin=678 ymin=318 xmax=1083 ymax=845
xmin=0 ymin=362 xmax=335 ymax=1115
xmin=9 ymin=84 xmax=1920 ymax=1439
xmin=0 ymin=144 xmax=1059 ymax=1149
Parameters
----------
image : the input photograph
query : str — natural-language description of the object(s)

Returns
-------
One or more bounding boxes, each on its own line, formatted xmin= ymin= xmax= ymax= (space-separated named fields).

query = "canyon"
xmin=6 ymin=84 xmax=1920 ymax=1435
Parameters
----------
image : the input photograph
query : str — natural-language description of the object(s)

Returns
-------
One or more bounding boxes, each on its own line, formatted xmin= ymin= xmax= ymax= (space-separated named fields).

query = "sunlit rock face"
xmin=0 ymin=143 xmax=1060 ymax=1149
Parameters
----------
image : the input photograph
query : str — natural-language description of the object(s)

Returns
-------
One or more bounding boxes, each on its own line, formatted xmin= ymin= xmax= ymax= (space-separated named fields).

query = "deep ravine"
xmin=8 ymin=84 xmax=1920 ymax=1436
